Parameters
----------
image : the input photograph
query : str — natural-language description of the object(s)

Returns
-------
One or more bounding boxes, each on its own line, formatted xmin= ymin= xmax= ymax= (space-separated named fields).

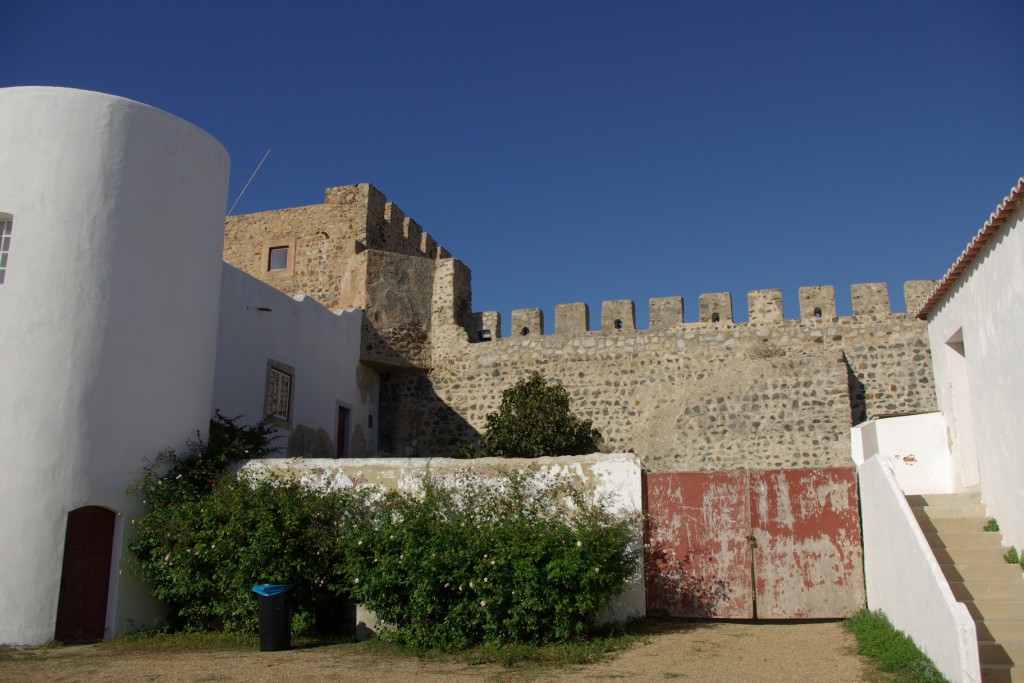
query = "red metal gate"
xmin=645 ymin=468 xmax=864 ymax=619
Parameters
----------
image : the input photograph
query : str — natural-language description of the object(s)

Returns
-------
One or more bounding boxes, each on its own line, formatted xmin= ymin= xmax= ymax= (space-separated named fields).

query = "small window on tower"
xmin=268 ymin=246 xmax=289 ymax=271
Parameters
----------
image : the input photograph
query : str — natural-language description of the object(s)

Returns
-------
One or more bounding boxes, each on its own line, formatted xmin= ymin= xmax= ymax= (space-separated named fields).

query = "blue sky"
xmin=5 ymin=1 xmax=1022 ymax=332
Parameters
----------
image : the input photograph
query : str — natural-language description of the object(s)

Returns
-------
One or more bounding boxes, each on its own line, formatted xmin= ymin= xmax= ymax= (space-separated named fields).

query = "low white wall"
xmin=213 ymin=264 xmax=378 ymax=457
xmin=239 ymin=453 xmax=646 ymax=622
xmin=851 ymin=413 xmax=952 ymax=494
xmin=858 ymin=455 xmax=980 ymax=683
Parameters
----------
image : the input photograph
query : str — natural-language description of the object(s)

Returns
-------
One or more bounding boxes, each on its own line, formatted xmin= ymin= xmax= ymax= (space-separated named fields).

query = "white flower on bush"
xmin=468 ymin=581 xmax=474 ymax=588
xmin=353 ymin=578 xmax=360 ymax=584
xmin=483 ymin=577 xmax=488 ymax=583
xmin=576 ymin=541 xmax=582 ymax=547
xmin=480 ymin=600 xmax=486 ymax=607
xmin=594 ymin=567 xmax=600 ymax=574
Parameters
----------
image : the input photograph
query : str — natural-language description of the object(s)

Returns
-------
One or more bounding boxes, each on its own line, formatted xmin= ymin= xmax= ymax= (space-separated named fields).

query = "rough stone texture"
xmin=226 ymin=183 xmax=458 ymax=371
xmin=470 ymin=311 xmax=501 ymax=341
xmin=602 ymin=300 xmax=636 ymax=332
xmin=224 ymin=185 xmax=941 ymax=475
xmin=748 ymin=289 xmax=784 ymax=324
xmin=556 ymin=303 xmax=590 ymax=335
xmin=650 ymin=297 xmax=683 ymax=329
xmin=699 ymin=292 xmax=733 ymax=323
xmin=399 ymin=305 xmax=935 ymax=472
xmin=799 ymin=285 xmax=836 ymax=320
xmin=511 ymin=308 xmax=544 ymax=337
xmin=904 ymin=279 xmax=938 ymax=315
xmin=851 ymin=282 xmax=890 ymax=317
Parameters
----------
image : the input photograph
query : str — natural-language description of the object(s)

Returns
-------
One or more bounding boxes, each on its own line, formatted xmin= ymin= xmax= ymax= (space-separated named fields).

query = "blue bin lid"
xmin=251 ymin=583 xmax=294 ymax=596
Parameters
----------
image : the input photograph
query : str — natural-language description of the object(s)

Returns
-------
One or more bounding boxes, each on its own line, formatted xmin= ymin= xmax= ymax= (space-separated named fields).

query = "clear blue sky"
xmin=5 ymin=1 xmax=1022 ymax=331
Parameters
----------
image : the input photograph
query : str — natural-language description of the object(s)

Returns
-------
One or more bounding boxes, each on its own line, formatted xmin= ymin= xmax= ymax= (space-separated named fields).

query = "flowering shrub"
xmin=127 ymin=414 xmax=366 ymax=634
xmin=344 ymin=471 xmax=641 ymax=650
xmin=128 ymin=417 xmax=640 ymax=648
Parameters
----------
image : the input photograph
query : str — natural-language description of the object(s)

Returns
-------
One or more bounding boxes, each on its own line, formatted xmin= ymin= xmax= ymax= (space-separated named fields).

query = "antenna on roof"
xmin=227 ymin=148 xmax=272 ymax=216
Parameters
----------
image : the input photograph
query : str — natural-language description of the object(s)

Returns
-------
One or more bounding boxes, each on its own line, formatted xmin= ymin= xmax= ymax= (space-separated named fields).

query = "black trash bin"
xmin=252 ymin=583 xmax=294 ymax=652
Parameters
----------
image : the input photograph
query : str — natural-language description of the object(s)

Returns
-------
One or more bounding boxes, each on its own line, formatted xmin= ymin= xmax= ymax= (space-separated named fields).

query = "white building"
xmin=853 ymin=176 xmax=1024 ymax=683
xmin=917 ymin=177 xmax=1024 ymax=544
xmin=0 ymin=87 xmax=377 ymax=645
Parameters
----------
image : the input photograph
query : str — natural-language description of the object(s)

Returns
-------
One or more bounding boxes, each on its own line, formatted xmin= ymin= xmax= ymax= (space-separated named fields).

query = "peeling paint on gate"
xmin=645 ymin=467 xmax=866 ymax=620
xmin=749 ymin=468 xmax=865 ymax=618
xmin=644 ymin=471 xmax=754 ymax=618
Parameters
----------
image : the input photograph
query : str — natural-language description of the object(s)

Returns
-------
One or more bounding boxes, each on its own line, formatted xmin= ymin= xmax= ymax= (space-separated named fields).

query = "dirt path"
xmin=0 ymin=620 xmax=882 ymax=682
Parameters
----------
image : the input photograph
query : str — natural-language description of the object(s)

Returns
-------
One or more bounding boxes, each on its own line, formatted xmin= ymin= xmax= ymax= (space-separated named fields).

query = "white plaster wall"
xmin=926 ymin=201 xmax=1024 ymax=548
xmin=239 ymin=453 xmax=646 ymax=621
xmin=212 ymin=264 xmax=378 ymax=457
xmin=851 ymin=413 xmax=952 ymax=494
xmin=858 ymin=456 xmax=980 ymax=683
xmin=0 ymin=87 xmax=229 ymax=644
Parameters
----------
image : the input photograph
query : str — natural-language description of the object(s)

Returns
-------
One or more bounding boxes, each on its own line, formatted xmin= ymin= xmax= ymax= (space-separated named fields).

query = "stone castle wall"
xmin=226 ymin=183 xmax=460 ymax=370
xmin=224 ymin=183 xmax=452 ymax=312
xmin=381 ymin=281 xmax=937 ymax=473
xmin=223 ymin=184 xmax=939 ymax=474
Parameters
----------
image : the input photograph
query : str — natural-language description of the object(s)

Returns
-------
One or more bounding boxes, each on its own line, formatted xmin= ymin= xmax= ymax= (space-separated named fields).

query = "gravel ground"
xmin=0 ymin=620 xmax=883 ymax=682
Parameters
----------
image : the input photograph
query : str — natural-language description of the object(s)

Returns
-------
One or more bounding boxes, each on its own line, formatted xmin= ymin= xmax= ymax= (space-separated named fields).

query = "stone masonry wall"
xmin=382 ymin=281 xmax=937 ymax=473
xmin=226 ymin=183 xmax=457 ymax=370
xmin=224 ymin=183 xmax=452 ymax=311
xmin=223 ymin=185 xmax=938 ymax=475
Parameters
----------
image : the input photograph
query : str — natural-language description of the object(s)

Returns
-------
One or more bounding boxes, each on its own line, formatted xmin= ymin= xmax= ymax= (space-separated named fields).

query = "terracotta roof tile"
xmin=916 ymin=177 xmax=1024 ymax=319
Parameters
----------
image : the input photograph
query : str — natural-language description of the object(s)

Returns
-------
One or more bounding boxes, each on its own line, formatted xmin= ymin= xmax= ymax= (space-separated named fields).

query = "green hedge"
xmin=127 ymin=417 xmax=640 ymax=646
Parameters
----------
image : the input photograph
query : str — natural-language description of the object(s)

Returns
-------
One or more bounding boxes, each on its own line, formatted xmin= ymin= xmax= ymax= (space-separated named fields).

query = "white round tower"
xmin=0 ymin=87 xmax=230 ymax=644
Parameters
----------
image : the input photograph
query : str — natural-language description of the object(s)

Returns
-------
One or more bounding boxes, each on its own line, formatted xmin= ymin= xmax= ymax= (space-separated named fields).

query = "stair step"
xmin=981 ymin=663 xmax=1024 ymax=683
xmin=912 ymin=504 xmax=990 ymax=521
xmin=943 ymin=564 xmax=1024 ymax=583
xmin=966 ymin=601 xmax=1024 ymax=621
xmin=926 ymin=531 xmax=1005 ymax=548
xmin=915 ymin=512 xmax=995 ymax=532
xmin=932 ymin=546 xmax=1011 ymax=565
xmin=906 ymin=492 xmax=982 ymax=508
xmin=980 ymin=642 xmax=1024 ymax=666
xmin=951 ymin=581 xmax=1024 ymax=601
xmin=979 ymin=621 xmax=1024 ymax=643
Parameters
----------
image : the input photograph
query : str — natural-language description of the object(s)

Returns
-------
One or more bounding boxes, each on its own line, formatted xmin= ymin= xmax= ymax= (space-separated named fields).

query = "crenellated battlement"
xmin=468 ymin=280 xmax=937 ymax=341
xmin=326 ymin=183 xmax=451 ymax=260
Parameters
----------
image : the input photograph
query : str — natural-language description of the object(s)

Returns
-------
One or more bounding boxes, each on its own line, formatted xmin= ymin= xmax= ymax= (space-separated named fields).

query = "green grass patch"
xmin=96 ymin=629 xmax=259 ymax=652
xmin=844 ymin=609 xmax=948 ymax=683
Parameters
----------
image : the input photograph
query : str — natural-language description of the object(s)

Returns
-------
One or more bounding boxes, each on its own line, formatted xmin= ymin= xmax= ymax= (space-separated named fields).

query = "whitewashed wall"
xmin=926 ymin=199 xmax=1024 ymax=548
xmin=851 ymin=413 xmax=952 ymax=494
xmin=213 ymin=264 xmax=378 ymax=457
xmin=858 ymin=456 xmax=980 ymax=683
xmin=0 ymin=87 xmax=229 ymax=644
xmin=240 ymin=453 xmax=647 ymax=622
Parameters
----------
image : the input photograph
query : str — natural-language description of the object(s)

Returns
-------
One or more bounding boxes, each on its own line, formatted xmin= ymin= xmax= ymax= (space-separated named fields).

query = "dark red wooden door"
xmin=55 ymin=506 xmax=116 ymax=643
xmin=645 ymin=468 xmax=865 ymax=619
xmin=749 ymin=468 xmax=865 ymax=618
xmin=644 ymin=471 xmax=754 ymax=617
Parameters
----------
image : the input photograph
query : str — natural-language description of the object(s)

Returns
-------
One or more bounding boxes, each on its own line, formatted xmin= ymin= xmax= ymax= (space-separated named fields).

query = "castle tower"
xmin=0 ymin=87 xmax=230 ymax=644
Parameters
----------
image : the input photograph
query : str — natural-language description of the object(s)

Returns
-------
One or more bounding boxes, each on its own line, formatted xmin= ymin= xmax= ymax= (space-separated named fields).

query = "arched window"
xmin=0 ymin=213 xmax=11 ymax=284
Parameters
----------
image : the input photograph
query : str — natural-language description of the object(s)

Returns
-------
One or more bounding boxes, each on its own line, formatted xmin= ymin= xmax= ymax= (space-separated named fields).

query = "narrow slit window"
xmin=0 ymin=215 xmax=11 ymax=284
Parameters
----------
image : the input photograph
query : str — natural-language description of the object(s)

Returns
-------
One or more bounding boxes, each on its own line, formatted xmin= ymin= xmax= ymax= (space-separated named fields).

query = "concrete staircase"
xmin=908 ymin=493 xmax=1024 ymax=683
